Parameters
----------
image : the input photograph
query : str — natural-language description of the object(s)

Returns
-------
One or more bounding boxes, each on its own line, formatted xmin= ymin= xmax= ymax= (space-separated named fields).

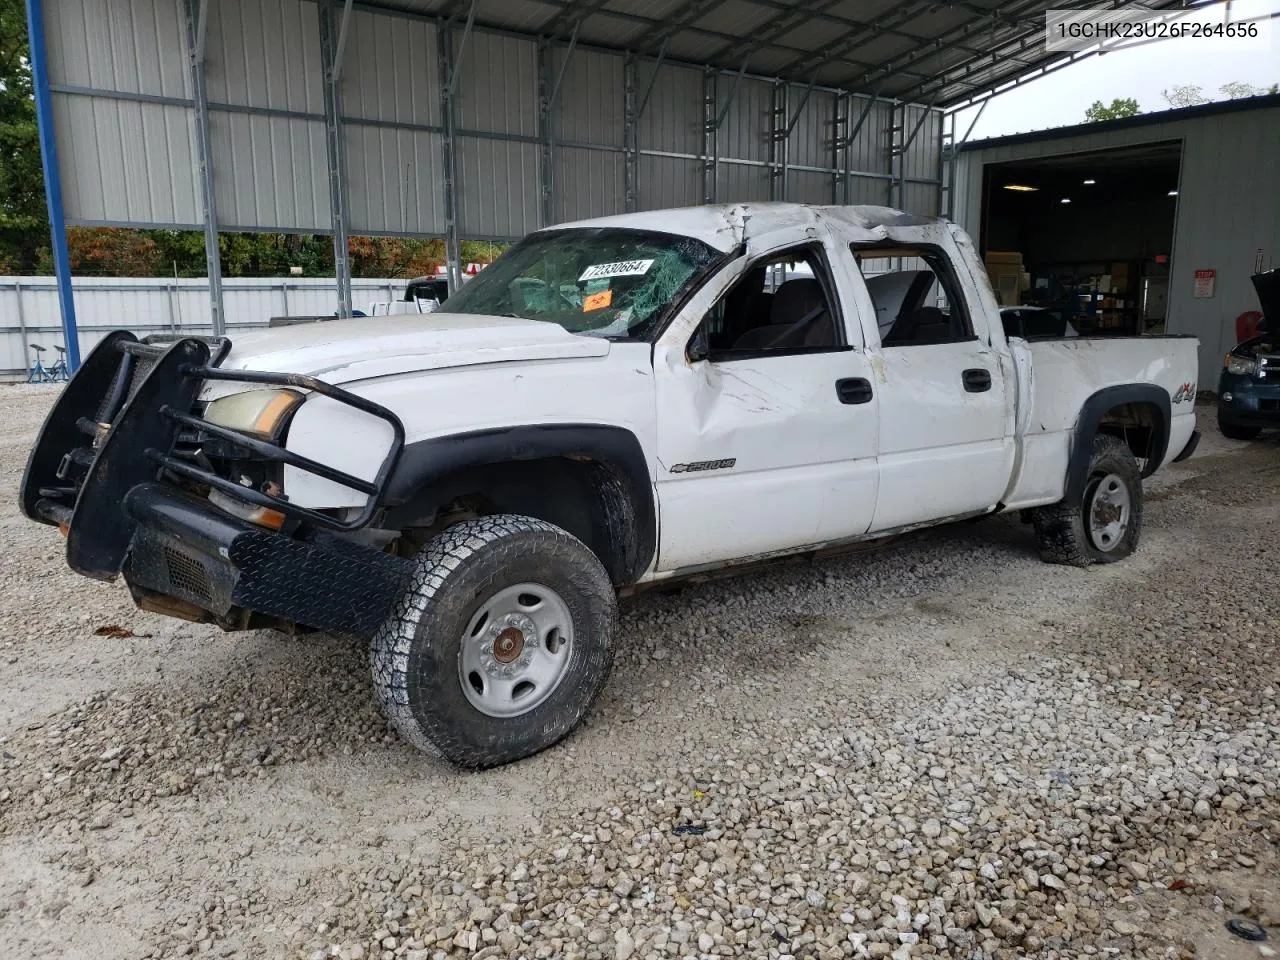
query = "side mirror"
xmin=687 ymin=326 xmax=710 ymax=363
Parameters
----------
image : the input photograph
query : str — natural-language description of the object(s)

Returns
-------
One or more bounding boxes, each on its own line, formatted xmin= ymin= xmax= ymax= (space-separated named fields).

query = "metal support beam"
xmin=535 ymin=25 xmax=580 ymax=228
xmin=446 ymin=0 xmax=478 ymax=99
xmin=547 ymin=21 xmax=580 ymax=111
xmin=842 ymin=91 xmax=879 ymax=203
xmin=701 ymin=67 xmax=716 ymax=204
xmin=623 ymin=53 xmax=638 ymax=212
xmin=957 ymin=98 xmax=988 ymax=147
xmin=831 ymin=91 xmax=847 ymax=204
xmin=782 ymin=76 xmax=815 ymax=139
xmin=537 ymin=41 xmax=553 ymax=226
xmin=942 ymin=99 xmax=985 ymax=219
xmin=896 ymin=0 xmax=1154 ymax=104
xmin=768 ymin=80 xmax=786 ymax=201
xmin=333 ymin=0 xmax=354 ymax=75
xmin=900 ymin=104 xmax=933 ymax=155
xmin=26 ymin=0 xmax=82 ymax=369
xmin=713 ymin=59 xmax=749 ymax=132
xmin=888 ymin=102 xmax=903 ymax=208
xmin=635 ymin=38 xmax=667 ymax=120
xmin=935 ymin=106 xmax=947 ymax=219
xmin=184 ymin=0 xmax=225 ymax=336
xmin=194 ymin=0 xmax=210 ymax=62
xmin=319 ymin=0 xmax=353 ymax=317
xmin=438 ymin=27 xmax=464 ymax=290
xmin=643 ymin=0 xmax=735 ymax=56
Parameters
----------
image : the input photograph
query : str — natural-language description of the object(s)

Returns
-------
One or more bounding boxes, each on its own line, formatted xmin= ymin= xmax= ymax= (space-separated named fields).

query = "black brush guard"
xmin=20 ymin=333 xmax=412 ymax=638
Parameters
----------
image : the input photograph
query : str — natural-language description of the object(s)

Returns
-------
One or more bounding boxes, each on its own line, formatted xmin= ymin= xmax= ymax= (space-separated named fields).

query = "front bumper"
xmin=20 ymin=332 xmax=409 ymax=639
xmin=1218 ymin=370 xmax=1280 ymax=429
xmin=122 ymin=483 xmax=410 ymax=637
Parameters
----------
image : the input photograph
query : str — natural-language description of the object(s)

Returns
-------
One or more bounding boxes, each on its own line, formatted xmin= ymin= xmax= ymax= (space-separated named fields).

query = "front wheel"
xmin=371 ymin=515 xmax=617 ymax=768
xmin=1032 ymin=434 xmax=1143 ymax=566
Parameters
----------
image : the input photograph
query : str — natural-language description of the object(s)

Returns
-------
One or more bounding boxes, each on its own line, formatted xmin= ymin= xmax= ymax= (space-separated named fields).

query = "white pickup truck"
xmin=21 ymin=204 xmax=1199 ymax=768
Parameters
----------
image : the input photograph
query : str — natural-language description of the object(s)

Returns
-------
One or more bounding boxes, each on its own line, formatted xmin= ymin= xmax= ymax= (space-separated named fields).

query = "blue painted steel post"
xmin=24 ymin=0 xmax=81 ymax=371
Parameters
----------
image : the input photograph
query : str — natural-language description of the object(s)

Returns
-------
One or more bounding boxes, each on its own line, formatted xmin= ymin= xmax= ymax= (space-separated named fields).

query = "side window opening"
xmin=692 ymin=246 xmax=844 ymax=359
xmin=852 ymin=246 xmax=975 ymax=347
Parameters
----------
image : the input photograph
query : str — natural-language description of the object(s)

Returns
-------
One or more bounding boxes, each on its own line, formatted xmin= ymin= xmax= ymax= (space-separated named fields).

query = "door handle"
xmin=962 ymin=368 xmax=992 ymax=393
xmin=836 ymin=377 xmax=873 ymax=405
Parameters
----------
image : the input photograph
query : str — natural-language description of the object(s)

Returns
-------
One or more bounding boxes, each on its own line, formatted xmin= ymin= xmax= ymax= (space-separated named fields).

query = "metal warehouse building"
xmin=27 ymin=0 xmax=1275 ymax=373
xmin=952 ymin=95 xmax=1280 ymax=388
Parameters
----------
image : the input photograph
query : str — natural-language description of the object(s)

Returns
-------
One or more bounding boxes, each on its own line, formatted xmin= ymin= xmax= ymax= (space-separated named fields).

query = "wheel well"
xmin=1097 ymin=401 xmax=1163 ymax=467
xmin=1067 ymin=386 xmax=1171 ymax=500
xmin=390 ymin=455 xmax=642 ymax=586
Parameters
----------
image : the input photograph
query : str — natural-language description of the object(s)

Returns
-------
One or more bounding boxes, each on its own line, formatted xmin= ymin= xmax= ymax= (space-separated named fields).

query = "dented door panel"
xmin=652 ymin=350 xmax=879 ymax=570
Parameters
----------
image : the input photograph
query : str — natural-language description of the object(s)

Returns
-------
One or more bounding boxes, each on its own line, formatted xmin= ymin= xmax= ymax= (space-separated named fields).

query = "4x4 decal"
xmin=1172 ymin=382 xmax=1196 ymax=404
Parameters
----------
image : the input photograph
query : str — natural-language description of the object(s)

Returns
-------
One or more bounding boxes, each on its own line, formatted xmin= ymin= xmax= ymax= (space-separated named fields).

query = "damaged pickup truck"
xmin=21 ymin=204 xmax=1200 ymax=768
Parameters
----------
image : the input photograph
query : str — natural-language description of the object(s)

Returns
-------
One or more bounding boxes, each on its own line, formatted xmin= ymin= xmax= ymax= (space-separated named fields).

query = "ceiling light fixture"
xmin=1061 ymin=198 xmax=1071 ymax=204
xmin=1167 ymin=189 xmax=1178 ymax=196
xmin=1082 ymin=179 xmax=1096 ymax=185
xmin=1002 ymin=184 xmax=1038 ymax=192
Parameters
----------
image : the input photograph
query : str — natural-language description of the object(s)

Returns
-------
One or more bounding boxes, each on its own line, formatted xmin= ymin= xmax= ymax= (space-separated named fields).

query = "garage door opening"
xmin=979 ymin=141 xmax=1182 ymax=337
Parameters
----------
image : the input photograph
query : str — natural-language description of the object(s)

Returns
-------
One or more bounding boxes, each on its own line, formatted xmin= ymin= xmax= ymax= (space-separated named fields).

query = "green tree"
xmin=0 ymin=0 xmax=50 ymax=273
xmin=1084 ymin=97 xmax=1140 ymax=121
xmin=1162 ymin=84 xmax=1209 ymax=108
xmin=1220 ymin=81 xmax=1272 ymax=100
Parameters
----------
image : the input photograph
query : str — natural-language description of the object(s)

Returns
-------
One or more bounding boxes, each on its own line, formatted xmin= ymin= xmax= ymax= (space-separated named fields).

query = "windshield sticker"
xmin=578 ymin=259 xmax=654 ymax=282
xmin=582 ymin=289 xmax=614 ymax=312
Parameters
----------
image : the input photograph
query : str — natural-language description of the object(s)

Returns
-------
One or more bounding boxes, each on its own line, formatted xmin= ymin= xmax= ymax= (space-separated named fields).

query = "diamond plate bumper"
xmin=122 ymin=482 xmax=412 ymax=639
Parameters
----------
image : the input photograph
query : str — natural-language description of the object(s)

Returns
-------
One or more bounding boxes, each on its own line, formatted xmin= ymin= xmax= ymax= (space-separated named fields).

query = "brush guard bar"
xmin=20 ymin=332 xmax=405 ymax=582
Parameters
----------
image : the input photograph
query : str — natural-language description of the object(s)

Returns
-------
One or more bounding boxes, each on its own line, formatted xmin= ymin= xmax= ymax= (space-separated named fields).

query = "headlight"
xmin=203 ymin=389 xmax=304 ymax=439
xmin=1225 ymin=354 xmax=1257 ymax=377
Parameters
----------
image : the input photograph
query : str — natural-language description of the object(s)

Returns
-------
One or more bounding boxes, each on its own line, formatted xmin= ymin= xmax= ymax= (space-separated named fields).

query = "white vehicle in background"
xmin=22 ymin=203 xmax=1200 ymax=769
xmin=366 ymin=276 xmax=452 ymax=316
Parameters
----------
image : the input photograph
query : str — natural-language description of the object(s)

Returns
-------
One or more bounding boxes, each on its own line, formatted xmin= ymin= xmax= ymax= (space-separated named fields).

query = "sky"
xmin=952 ymin=0 xmax=1280 ymax=141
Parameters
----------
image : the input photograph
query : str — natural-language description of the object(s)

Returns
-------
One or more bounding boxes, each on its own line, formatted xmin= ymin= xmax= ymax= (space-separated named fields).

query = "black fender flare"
xmin=382 ymin=424 xmax=656 ymax=584
xmin=1066 ymin=384 xmax=1171 ymax=501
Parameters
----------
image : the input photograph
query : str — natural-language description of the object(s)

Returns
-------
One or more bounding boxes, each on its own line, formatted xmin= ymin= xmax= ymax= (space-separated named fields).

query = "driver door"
xmin=651 ymin=227 xmax=880 ymax=572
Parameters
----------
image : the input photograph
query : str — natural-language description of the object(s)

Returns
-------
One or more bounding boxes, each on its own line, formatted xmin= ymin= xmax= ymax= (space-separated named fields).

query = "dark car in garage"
xmin=1218 ymin=269 xmax=1280 ymax=440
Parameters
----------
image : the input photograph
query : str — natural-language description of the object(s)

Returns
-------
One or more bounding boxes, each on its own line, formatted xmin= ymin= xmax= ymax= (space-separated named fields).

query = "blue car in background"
xmin=1218 ymin=269 xmax=1280 ymax=441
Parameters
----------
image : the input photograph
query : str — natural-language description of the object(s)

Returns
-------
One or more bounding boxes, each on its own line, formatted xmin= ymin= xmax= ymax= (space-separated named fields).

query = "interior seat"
xmin=731 ymin=278 xmax=834 ymax=349
xmin=883 ymin=305 xmax=955 ymax=346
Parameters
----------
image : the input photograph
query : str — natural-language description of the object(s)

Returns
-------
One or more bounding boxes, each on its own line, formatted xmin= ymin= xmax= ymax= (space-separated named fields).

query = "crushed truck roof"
xmin=546 ymin=203 xmax=944 ymax=253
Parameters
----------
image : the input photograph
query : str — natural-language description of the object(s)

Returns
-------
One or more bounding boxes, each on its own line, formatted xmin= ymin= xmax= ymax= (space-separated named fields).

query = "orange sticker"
xmin=583 ymin=289 xmax=613 ymax=312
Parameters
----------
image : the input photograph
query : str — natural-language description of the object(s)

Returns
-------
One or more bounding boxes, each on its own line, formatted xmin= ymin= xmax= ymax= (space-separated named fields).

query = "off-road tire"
xmin=370 ymin=515 xmax=617 ymax=768
xmin=1217 ymin=414 xmax=1261 ymax=441
xmin=1032 ymin=433 xmax=1143 ymax=567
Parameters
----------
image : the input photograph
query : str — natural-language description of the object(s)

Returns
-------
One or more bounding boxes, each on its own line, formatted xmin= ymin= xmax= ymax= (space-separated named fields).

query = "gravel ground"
xmin=1 ymin=382 xmax=1277 ymax=960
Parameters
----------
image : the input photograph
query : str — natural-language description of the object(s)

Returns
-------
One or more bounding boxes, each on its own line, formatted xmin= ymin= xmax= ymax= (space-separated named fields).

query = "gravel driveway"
xmin=1 ymin=384 xmax=1277 ymax=960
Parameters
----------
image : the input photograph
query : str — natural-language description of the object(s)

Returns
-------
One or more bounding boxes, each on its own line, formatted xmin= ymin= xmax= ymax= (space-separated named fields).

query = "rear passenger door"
xmin=848 ymin=241 xmax=1015 ymax=532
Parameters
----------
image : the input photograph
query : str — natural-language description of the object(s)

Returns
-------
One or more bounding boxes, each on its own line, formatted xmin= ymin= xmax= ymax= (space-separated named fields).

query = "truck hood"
xmin=202 ymin=312 xmax=610 ymax=396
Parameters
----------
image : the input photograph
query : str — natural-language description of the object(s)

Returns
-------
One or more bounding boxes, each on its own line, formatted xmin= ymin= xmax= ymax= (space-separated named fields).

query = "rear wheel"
xmin=1217 ymin=414 xmax=1261 ymax=441
xmin=1032 ymin=434 xmax=1143 ymax=567
xmin=370 ymin=515 xmax=617 ymax=768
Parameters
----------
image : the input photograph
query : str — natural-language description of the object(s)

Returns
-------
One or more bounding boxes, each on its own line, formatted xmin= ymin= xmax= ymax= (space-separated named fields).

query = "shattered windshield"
xmin=443 ymin=227 xmax=722 ymax=340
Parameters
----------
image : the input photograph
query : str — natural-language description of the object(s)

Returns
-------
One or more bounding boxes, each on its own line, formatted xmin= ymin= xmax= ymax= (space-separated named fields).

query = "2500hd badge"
xmin=668 ymin=458 xmax=737 ymax=474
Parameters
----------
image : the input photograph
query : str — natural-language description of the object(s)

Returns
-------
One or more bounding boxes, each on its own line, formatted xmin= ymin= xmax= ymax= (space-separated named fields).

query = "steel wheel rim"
xmin=1086 ymin=472 xmax=1131 ymax=552
xmin=458 ymin=582 xmax=574 ymax=718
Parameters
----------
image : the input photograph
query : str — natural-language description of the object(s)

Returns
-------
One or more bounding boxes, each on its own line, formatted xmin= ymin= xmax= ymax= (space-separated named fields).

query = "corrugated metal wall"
xmin=953 ymin=102 xmax=1280 ymax=387
xmin=46 ymin=0 xmax=945 ymax=247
